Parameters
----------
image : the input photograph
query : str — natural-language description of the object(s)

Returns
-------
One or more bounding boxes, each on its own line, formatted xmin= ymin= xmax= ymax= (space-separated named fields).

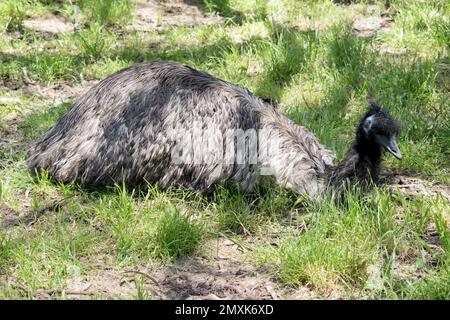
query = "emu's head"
xmin=358 ymin=102 xmax=402 ymax=160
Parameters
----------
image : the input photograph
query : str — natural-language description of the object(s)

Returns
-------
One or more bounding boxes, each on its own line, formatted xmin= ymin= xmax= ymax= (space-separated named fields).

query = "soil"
xmin=60 ymin=238 xmax=314 ymax=300
xmin=22 ymin=16 xmax=75 ymax=35
xmin=19 ymin=0 xmax=224 ymax=35
xmin=388 ymin=174 xmax=450 ymax=205
xmin=130 ymin=0 xmax=224 ymax=32
xmin=353 ymin=16 xmax=392 ymax=38
xmin=153 ymin=239 xmax=300 ymax=300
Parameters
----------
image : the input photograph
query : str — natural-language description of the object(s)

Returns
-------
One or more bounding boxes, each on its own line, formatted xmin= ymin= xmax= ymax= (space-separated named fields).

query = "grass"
xmin=0 ymin=0 xmax=449 ymax=299
xmin=257 ymin=188 xmax=449 ymax=298
xmin=78 ymin=0 xmax=134 ymax=27
xmin=153 ymin=208 xmax=204 ymax=260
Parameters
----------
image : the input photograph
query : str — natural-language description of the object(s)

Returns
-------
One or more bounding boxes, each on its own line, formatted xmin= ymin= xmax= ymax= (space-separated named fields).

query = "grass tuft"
xmin=78 ymin=0 xmax=133 ymax=27
xmin=77 ymin=23 xmax=111 ymax=61
xmin=153 ymin=209 xmax=204 ymax=260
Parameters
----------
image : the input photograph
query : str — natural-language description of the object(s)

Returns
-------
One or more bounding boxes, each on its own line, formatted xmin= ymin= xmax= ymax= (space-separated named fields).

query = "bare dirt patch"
xmin=58 ymin=238 xmax=315 ymax=299
xmin=152 ymin=238 xmax=313 ymax=300
xmin=63 ymin=267 xmax=138 ymax=299
xmin=0 ymin=79 xmax=97 ymax=106
xmin=17 ymin=81 xmax=97 ymax=104
xmin=334 ymin=3 xmax=394 ymax=38
xmin=0 ymin=204 xmax=20 ymax=228
xmin=22 ymin=16 xmax=75 ymax=35
xmin=353 ymin=16 xmax=392 ymax=38
xmin=388 ymin=174 xmax=450 ymax=205
xmin=130 ymin=0 xmax=224 ymax=32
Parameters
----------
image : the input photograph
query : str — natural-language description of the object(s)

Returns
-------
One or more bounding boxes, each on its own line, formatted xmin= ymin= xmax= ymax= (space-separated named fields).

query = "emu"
xmin=27 ymin=60 xmax=402 ymax=197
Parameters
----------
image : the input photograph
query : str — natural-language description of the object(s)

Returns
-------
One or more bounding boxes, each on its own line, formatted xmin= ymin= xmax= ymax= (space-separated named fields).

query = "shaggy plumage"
xmin=27 ymin=61 xmax=401 ymax=197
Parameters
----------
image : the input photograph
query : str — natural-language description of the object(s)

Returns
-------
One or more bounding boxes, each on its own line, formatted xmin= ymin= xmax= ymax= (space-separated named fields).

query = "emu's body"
xmin=27 ymin=61 xmax=400 ymax=196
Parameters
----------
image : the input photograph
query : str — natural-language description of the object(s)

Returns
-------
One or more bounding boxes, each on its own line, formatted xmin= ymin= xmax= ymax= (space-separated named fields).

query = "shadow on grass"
xmin=0 ymin=51 xmax=84 ymax=84
xmin=183 ymin=0 xmax=247 ymax=23
xmin=110 ymin=37 xmax=243 ymax=65
xmin=252 ymin=24 xmax=319 ymax=100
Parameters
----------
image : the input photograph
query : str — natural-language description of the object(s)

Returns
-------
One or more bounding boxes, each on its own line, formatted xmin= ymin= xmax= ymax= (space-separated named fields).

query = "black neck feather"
xmin=355 ymin=130 xmax=382 ymax=165
xmin=329 ymin=128 xmax=382 ymax=193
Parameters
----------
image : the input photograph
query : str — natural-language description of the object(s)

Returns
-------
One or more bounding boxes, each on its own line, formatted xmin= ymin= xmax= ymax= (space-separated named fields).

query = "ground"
xmin=0 ymin=0 xmax=449 ymax=300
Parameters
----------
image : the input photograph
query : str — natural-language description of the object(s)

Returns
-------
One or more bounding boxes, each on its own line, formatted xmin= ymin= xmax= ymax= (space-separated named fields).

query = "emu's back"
xmin=28 ymin=60 xmax=334 ymax=194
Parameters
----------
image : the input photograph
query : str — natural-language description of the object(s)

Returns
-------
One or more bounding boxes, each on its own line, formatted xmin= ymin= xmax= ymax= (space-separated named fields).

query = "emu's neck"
xmin=329 ymin=134 xmax=382 ymax=191
xmin=355 ymin=130 xmax=382 ymax=163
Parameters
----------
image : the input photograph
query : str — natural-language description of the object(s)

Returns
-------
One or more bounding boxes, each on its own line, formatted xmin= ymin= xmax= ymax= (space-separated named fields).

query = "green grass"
xmin=0 ymin=0 xmax=449 ymax=299
xmin=78 ymin=0 xmax=133 ymax=27
xmin=256 ymin=188 xmax=449 ymax=297
xmin=20 ymin=102 xmax=72 ymax=138
xmin=91 ymin=183 xmax=205 ymax=263
xmin=153 ymin=208 xmax=204 ymax=260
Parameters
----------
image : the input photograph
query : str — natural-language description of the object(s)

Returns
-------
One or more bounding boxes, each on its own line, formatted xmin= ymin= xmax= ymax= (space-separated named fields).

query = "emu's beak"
xmin=376 ymin=135 xmax=402 ymax=160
